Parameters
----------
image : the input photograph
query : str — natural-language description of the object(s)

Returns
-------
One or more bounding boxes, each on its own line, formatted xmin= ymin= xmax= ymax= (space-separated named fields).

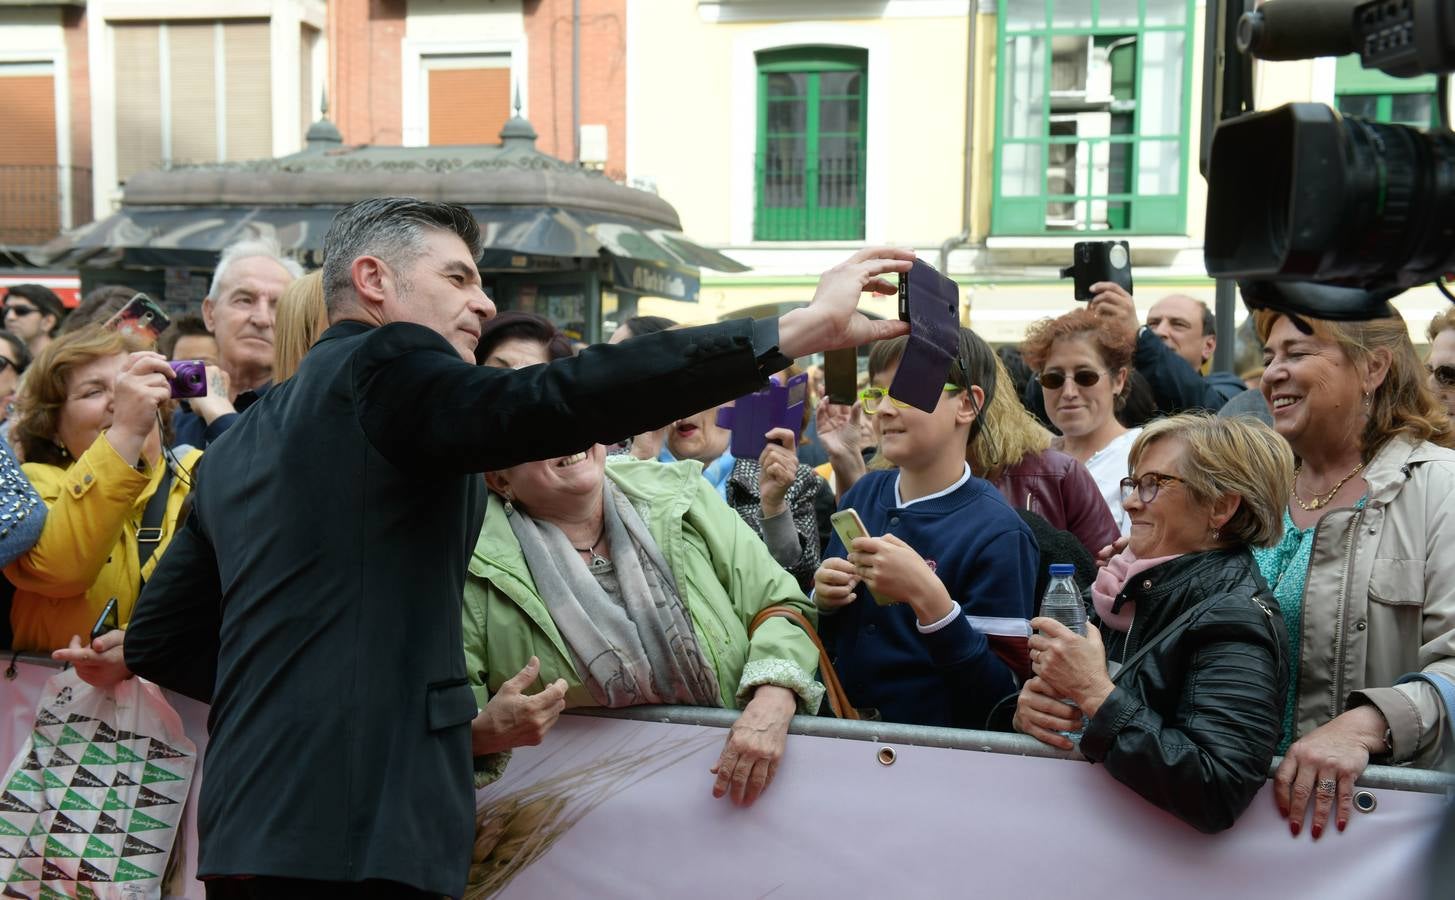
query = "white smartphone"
xmin=830 ymin=509 xmax=869 ymax=551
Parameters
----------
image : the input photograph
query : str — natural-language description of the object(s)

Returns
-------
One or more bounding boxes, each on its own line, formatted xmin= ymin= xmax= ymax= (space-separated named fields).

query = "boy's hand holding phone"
xmin=849 ymin=534 xmax=957 ymax=625
xmin=758 ymin=427 xmax=798 ymax=518
xmin=812 ymin=558 xmax=860 ymax=610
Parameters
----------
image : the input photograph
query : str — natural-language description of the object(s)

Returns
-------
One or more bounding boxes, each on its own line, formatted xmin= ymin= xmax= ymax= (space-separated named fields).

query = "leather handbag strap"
xmin=748 ymin=605 xmax=860 ymax=720
xmin=136 ymin=462 xmax=176 ymax=576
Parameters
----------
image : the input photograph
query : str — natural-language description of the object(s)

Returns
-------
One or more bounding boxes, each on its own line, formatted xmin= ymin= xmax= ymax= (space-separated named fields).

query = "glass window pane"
xmin=1006 ymin=0 xmax=1048 ymax=29
xmin=1336 ymin=94 xmax=1381 ymax=120
xmin=1003 ymin=35 xmax=1046 ymax=138
xmin=1139 ymin=31 xmax=1185 ymax=136
xmin=1144 ymin=0 xmax=1188 ymax=26
xmin=767 ymin=99 xmax=806 ymax=133
xmin=1051 ymin=0 xmax=1093 ymax=28
xmin=1136 ymin=140 xmax=1180 ymax=195
xmin=1391 ymin=92 xmax=1433 ymax=126
xmin=1097 ymin=0 xmax=1142 ymax=27
xmin=767 ymin=73 xmax=807 ymax=98
xmin=1002 ymin=143 xmax=1044 ymax=196
xmin=820 ymin=71 xmax=862 ymax=97
xmin=819 ymin=97 xmax=861 ymax=134
xmin=817 ymin=137 xmax=862 ymax=207
xmin=764 ymin=137 xmax=805 ymax=206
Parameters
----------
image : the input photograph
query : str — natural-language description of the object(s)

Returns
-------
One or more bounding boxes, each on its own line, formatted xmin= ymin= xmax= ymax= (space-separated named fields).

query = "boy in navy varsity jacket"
xmin=815 ymin=330 xmax=1037 ymax=729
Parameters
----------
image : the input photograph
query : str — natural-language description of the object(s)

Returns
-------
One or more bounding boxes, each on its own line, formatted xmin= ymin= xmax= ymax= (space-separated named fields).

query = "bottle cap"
xmin=1048 ymin=564 xmax=1076 ymax=577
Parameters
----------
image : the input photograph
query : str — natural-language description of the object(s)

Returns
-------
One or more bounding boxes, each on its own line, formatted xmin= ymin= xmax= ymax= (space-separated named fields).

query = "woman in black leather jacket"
xmin=1014 ymin=414 xmax=1294 ymax=833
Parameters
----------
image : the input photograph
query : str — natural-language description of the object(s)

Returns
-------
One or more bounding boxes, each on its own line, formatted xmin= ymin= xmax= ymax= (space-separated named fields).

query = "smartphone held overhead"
xmin=104 ymin=293 xmax=171 ymax=346
xmin=1061 ymin=241 xmax=1133 ymax=301
xmin=890 ymin=259 xmax=962 ymax=413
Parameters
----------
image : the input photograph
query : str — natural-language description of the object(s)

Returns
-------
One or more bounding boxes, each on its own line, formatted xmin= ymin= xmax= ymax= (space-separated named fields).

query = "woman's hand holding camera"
xmin=106 ymin=352 xmax=174 ymax=467
xmin=189 ymin=365 xmax=237 ymax=425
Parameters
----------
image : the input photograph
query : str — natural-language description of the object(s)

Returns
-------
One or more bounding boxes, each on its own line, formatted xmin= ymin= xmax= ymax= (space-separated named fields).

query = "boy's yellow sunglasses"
xmin=858 ymin=385 xmax=963 ymax=414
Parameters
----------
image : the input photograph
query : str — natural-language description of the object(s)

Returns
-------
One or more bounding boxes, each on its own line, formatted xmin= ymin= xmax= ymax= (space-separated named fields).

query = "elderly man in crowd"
xmin=171 ymin=238 xmax=301 ymax=448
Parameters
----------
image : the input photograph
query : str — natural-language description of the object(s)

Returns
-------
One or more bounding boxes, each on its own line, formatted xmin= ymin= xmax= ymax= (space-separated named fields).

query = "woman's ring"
xmin=1317 ymin=778 xmax=1337 ymax=795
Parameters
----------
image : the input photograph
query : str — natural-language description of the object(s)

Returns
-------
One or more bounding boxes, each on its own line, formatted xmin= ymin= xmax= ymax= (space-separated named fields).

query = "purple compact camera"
xmin=716 ymin=372 xmax=809 ymax=459
xmin=169 ymin=360 xmax=208 ymax=400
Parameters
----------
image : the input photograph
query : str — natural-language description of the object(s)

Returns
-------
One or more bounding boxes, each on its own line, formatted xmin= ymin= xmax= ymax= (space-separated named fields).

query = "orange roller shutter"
xmin=0 ymin=72 xmax=59 ymax=243
xmin=428 ymin=67 xmax=511 ymax=146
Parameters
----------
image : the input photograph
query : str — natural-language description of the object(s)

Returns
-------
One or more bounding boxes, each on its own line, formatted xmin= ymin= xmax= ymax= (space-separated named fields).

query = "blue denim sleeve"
xmin=0 ymin=438 xmax=45 ymax=569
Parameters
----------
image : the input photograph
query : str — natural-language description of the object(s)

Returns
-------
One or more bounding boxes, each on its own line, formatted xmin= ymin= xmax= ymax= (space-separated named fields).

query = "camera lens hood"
xmin=1238 ymin=280 xmax=1402 ymax=324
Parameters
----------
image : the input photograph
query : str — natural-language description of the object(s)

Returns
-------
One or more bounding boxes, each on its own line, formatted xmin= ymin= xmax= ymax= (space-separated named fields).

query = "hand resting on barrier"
xmin=710 ymin=684 xmax=797 ymax=807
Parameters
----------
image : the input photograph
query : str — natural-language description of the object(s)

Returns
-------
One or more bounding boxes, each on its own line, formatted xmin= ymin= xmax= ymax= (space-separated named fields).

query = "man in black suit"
xmin=120 ymin=198 xmax=911 ymax=898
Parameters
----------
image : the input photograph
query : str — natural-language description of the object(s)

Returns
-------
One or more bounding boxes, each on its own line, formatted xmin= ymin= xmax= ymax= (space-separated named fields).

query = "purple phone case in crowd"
xmin=890 ymin=259 xmax=962 ymax=412
xmin=716 ymin=372 xmax=809 ymax=459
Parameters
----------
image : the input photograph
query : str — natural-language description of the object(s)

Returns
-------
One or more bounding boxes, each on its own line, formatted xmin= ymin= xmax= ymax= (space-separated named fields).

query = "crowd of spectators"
xmin=0 ymin=206 xmax=1452 ymax=896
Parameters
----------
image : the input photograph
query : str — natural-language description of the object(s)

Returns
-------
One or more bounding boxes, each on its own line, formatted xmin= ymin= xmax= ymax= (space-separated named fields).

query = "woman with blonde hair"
xmin=1017 ymin=413 xmax=1293 ymax=833
xmin=1254 ymin=308 xmax=1455 ymax=841
xmin=272 ymin=270 xmax=326 ymax=381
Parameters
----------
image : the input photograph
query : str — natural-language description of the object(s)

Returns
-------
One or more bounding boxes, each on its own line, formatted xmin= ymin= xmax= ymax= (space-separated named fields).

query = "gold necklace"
xmin=1292 ymin=461 xmax=1366 ymax=511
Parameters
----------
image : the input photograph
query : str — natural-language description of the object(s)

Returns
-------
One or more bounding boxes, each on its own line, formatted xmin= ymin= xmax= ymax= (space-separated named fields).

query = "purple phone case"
xmin=890 ymin=260 xmax=961 ymax=412
xmin=716 ymin=372 xmax=809 ymax=459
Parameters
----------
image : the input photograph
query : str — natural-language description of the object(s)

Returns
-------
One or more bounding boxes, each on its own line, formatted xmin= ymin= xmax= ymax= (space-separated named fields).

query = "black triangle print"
xmin=17 ymin=838 xmax=38 ymax=858
xmin=133 ymin=786 xmax=176 ymax=808
xmin=48 ymin=812 xmax=86 ymax=835
xmin=0 ymin=793 xmax=35 ymax=815
xmin=34 ymin=709 xmax=61 ymax=727
xmin=69 ymin=768 xmax=107 ymax=789
xmin=145 ymin=739 xmax=186 ymax=761
xmin=0 ymin=845 xmax=10 ymax=859
xmin=113 ymin=730 xmax=136 ymax=741
xmin=2 ymin=887 xmax=27 ymax=898
xmin=121 ymin=833 xmax=165 ymax=858
xmin=110 ymin=771 xmax=137 ymax=788
xmin=91 ymin=722 xmax=118 ymax=743
xmin=64 ymin=713 xmax=94 ymax=725
xmin=40 ymin=859 xmax=69 ymax=881
xmin=76 ymin=859 xmax=111 ymax=883
xmin=46 ymin=747 xmax=77 ymax=768
xmin=93 ymin=812 xmax=123 ymax=835
xmin=19 ymin=749 xmax=43 ymax=772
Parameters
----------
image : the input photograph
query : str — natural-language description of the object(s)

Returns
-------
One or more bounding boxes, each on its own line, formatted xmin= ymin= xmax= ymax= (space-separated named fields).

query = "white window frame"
xmin=728 ymin=24 xmax=889 ymax=245
xmin=401 ymin=38 xmax=527 ymax=148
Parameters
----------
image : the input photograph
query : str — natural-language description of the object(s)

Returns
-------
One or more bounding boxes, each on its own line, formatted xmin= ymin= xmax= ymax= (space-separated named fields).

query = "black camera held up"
xmin=1204 ymin=0 xmax=1455 ymax=321
xmin=1061 ymin=241 xmax=1133 ymax=302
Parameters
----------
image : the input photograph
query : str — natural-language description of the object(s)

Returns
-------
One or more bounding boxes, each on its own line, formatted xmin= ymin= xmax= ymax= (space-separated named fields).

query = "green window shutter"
xmin=754 ymin=47 xmax=867 ymax=241
xmin=991 ymin=0 xmax=1196 ymax=236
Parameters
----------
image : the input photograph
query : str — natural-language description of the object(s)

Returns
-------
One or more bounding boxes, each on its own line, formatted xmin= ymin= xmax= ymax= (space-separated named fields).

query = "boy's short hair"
xmin=157 ymin=314 xmax=213 ymax=358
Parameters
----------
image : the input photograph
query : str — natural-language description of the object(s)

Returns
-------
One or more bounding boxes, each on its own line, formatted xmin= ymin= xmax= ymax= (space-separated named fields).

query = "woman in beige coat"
xmin=1254 ymin=309 xmax=1455 ymax=842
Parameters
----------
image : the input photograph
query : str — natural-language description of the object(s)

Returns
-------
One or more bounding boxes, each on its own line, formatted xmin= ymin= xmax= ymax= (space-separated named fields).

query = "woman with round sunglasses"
xmin=0 ymin=330 xmax=32 ymax=427
xmin=1015 ymin=414 xmax=1293 ymax=833
xmin=1021 ymin=309 xmax=1139 ymax=534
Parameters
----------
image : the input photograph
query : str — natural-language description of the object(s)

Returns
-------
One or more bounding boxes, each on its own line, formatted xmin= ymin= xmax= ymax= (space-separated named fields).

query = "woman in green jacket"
xmin=464 ymin=445 xmax=824 ymax=807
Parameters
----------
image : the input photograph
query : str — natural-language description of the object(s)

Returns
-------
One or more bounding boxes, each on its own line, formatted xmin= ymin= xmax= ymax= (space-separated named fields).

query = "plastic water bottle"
xmin=1039 ymin=563 xmax=1087 ymax=742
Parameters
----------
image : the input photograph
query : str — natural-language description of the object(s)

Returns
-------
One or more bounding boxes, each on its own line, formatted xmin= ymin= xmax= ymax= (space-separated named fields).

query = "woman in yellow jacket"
xmin=5 ymin=327 xmax=222 ymax=655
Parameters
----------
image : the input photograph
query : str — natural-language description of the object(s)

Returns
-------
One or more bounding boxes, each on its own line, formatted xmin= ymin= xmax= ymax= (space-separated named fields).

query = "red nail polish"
xmin=1311 ymin=825 xmax=1322 ymax=840
xmin=1290 ymin=821 xmax=1300 ymax=837
xmin=1337 ymin=820 xmax=1347 ymax=833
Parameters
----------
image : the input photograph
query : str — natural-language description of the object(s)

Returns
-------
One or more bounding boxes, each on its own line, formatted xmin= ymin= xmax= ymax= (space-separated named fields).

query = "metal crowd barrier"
xmin=575 ymin=705 xmax=1455 ymax=796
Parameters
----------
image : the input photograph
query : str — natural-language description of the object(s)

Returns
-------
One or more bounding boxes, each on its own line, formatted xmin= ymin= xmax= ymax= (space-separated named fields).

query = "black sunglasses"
xmin=1430 ymin=364 xmax=1455 ymax=388
xmin=2 ymin=304 xmax=39 ymax=318
xmin=1039 ymin=369 xmax=1105 ymax=390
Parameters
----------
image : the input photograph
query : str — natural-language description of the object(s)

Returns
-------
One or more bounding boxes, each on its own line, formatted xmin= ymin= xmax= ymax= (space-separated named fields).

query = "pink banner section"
xmin=2 ymin=658 xmax=1449 ymax=899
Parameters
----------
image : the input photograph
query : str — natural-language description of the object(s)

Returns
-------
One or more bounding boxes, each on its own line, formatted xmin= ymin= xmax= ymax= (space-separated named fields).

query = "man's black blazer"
xmin=124 ymin=318 xmax=779 ymax=896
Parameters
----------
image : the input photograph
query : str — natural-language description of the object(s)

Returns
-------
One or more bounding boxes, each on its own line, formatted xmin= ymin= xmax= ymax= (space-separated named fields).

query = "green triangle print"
xmin=38 ymin=881 xmax=71 ymax=900
xmin=4 ymin=860 xmax=36 ymax=882
xmin=125 ymin=809 xmax=168 ymax=834
xmin=60 ymin=789 xmax=98 ymax=812
xmin=112 ymin=744 xmax=144 ymax=765
xmin=41 ymin=770 xmax=66 ymax=791
xmin=0 ymin=817 xmax=26 ymax=838
xmin=56 ymin=725 xmax=87 ymax=746
xmin=75 ymin=882 xmax=99 ymax=900
xmin=4 ymin=772 xmax=42 ymax=794
xmin=28 ymin=817 xmax=46 ymax=837
xmin=111 ymin=857 xmax=156 ymax=882
xmin=82 ymin=834 xmax=114 ymax=859
xmin=42 ymin=835 xmax=78 ymax=859
xmin=79 ymin=744 xmax=116 ymax=767
xmin=31 ymin=731 xmax=51 ymax=749
xmin=141 ymin=762 xmax=184 ymax=785
xmin=102 ymin=789 xmax=127 ymax=812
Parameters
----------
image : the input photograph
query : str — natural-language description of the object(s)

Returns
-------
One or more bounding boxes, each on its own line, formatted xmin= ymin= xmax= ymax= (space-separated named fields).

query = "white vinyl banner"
xmin=2 ymin=659 xmax=1448 ymax=899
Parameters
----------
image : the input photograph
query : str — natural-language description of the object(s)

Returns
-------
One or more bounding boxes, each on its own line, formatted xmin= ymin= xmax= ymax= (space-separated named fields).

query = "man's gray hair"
xmin=320 ymin=198 xmax=483 ymax=314
xmin=208 ymin=237 xmax=304 ymax=299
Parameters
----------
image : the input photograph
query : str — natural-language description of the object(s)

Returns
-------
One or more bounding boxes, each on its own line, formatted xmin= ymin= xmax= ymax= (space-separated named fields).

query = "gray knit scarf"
xmin=506 ymin=480 xmax=721 ymax=708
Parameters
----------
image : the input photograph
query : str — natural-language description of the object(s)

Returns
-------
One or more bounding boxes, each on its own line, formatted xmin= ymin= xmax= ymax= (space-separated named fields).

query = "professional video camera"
xmin=1203 ymin=0 xmax=1455 ymax=320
